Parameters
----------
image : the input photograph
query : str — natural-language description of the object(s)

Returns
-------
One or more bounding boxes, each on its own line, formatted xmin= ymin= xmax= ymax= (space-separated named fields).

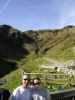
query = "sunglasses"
xmin=23 ymin=79 xmax=28 ymax=81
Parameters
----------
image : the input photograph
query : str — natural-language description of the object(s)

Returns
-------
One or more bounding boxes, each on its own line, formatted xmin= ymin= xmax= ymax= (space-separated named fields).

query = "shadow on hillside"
xmin=0 ymin=59 xmax=17 ymax=78
xmin=0 ymin=25 xmax=37 ymax=77
xmin=0 ymin=25 xmax=36 ymax=60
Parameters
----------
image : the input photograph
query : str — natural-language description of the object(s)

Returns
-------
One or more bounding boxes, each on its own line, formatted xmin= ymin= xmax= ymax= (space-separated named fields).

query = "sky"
xmin=0 ymin=0 xmax=75 ymax=31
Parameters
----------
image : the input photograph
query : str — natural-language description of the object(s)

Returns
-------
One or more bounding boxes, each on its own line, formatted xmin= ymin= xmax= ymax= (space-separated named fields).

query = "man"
xmin=31 ymin=77 xmax=50 ymax=100
xmin=10 ymin=74 xmax=32 ymax=100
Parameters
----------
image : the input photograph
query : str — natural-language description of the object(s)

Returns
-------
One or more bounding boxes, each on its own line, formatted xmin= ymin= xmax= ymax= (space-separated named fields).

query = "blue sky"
xmin=0 ymin=0 xmax=75 ymax=31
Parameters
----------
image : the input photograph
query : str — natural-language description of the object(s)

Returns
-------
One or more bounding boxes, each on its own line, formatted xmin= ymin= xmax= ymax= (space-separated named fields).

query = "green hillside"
xmin=0 ymin=25 xmax=75 ymax=60
xmin=0 ymin=25 xmax=75 ymax=91
xmin=24 ymin=25 xmax=75 ymax=61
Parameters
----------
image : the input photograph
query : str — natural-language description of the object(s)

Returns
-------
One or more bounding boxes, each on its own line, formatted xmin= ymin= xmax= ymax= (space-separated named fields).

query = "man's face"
xmin=22 ymin=79 xmax=29 ymax=88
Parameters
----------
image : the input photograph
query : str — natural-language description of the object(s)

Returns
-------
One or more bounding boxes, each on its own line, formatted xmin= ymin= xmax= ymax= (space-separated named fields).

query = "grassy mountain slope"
xmin=0 ymin=25 xmax=37 ymax=60
xmin=0 ymin=25 xmax=75 ymax=61
xmin=24 ymin=25 xmax=75 ymax=61
xmin=0 ymin=25 xmax=75 ymax=90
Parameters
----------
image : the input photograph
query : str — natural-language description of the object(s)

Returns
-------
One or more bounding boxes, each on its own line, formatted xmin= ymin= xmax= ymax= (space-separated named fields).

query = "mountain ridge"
xmin=0 ymin=24 xmax=75 ymax=59
xmin=0 ymin=24 xmax=75 ymax=78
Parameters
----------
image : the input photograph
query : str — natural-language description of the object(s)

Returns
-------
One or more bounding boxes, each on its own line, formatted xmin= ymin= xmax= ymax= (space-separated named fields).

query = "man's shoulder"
xmin=12 ymin=86 xmax=21 ymax=94
xmin=14 ymin=86 xmax=21 ymax=91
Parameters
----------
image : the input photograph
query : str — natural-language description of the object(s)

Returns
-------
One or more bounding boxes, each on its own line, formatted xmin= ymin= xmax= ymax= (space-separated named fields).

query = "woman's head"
xmin=32 ymin=77 xmax=41 ymax=86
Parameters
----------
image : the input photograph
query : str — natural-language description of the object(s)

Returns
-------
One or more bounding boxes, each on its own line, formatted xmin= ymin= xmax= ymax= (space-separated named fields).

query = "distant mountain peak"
xmin=0 ymin=24 xmax=12 ymax=29
xmin=63 ymin=25 xmax=75 ymax=29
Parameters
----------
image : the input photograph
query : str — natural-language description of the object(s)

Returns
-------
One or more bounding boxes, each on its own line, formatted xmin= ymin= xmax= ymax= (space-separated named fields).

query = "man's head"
xmin=32 ymin=77 xmax=41 ymax=86
xmin=22 ymin=74 xmax=29 ymax=88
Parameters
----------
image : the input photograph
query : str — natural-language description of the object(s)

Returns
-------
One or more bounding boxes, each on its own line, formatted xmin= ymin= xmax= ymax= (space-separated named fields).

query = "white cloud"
xmin=0 ymin=0 xmax=12 ymax=15
xmin=58 ymin=0 xmax=75 ymax=26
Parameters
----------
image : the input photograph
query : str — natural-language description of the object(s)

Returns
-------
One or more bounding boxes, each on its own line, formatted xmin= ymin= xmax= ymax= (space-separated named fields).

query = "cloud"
xmin=56 ymin=0 xmax=75 ymax=27
xmin=0 ymin=0 xmax=12 ymax=15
